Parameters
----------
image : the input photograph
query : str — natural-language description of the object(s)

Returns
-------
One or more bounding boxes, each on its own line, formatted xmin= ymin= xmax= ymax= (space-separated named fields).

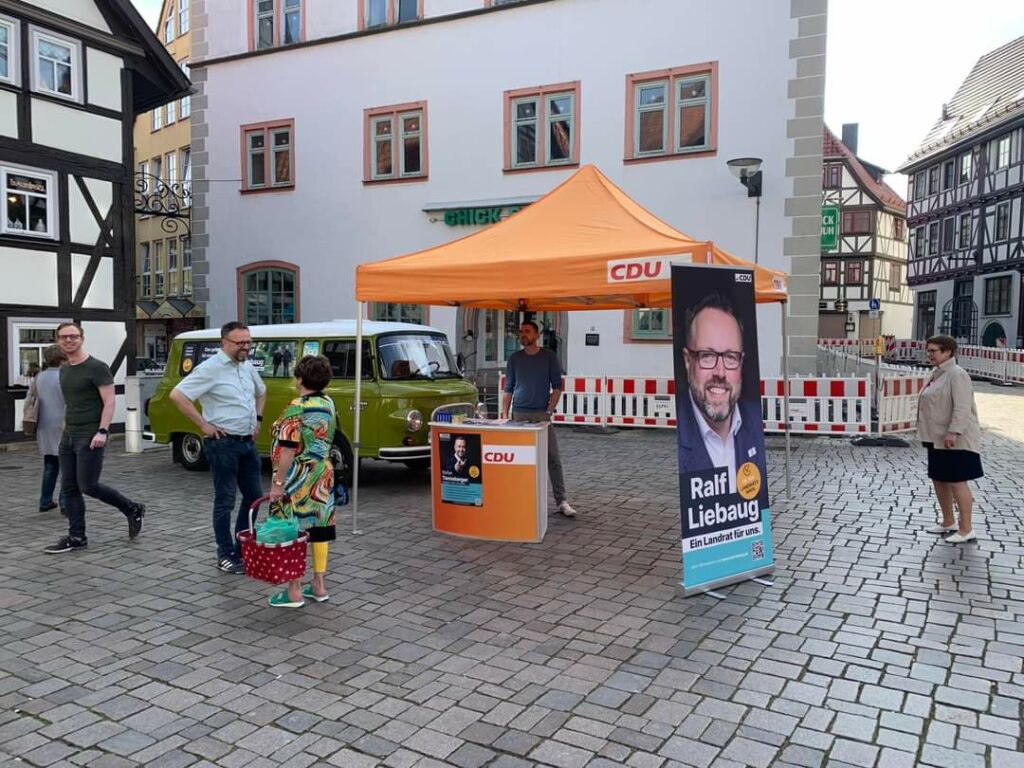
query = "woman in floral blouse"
xmin=268 ymin=355 xmax=337 ymax=608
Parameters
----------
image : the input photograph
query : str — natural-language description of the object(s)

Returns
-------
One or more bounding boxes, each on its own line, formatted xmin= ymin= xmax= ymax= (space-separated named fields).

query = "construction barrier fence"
xmin=500 ymin=373 xmax=892 ymax=436
xmin=819 ymin=337 xmax=1024 ymax=385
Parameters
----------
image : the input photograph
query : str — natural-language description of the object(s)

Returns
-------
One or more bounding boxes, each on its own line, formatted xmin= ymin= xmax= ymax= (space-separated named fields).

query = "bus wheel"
xmin=176 ymin=433 xmax=208 ymax=471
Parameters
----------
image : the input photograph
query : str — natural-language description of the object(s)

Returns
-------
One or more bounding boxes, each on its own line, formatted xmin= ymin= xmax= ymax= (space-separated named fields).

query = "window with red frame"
xmin=842 ymin=210 xmax=872 ymax=234
xmin=253 ymin=0 xmax=302 ymax=50
xmin=241 ymin=120 xmax=294 ymax=191
xmin=845 ymin=260 xmax=863 ymax=285
xmin=822 ymin=261 xmax=838 ymax=285
xmin=626 ymin=63 xmax=717 ymax=160
xmin=365 ymin=103 xmax=427 ymax=182
xmin=505 ymin=83 xmax=579 ymax=170
xmin=823 ymin=164 xmax=842 ymax=188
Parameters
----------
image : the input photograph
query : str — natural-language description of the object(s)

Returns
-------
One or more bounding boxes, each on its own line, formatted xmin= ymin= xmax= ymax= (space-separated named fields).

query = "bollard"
xmin=125 ymin=407 xmax=142 ymax=454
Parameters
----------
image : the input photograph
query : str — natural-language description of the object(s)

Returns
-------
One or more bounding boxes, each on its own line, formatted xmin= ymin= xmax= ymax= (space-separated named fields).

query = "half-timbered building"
xmin=819 ymin=124 xmax=910 ymax=339
xmin=0 ymin=0 xmax=190 ymax=438
xmin=898 ymin=35 xmax=1024 ymax=348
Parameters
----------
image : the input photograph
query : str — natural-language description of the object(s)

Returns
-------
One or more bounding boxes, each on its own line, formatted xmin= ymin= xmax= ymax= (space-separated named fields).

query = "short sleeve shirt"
xmin=174 ymin=350 xmax=267 ymax=435
xmin=60 ymin=356 xmax=114 ymax=437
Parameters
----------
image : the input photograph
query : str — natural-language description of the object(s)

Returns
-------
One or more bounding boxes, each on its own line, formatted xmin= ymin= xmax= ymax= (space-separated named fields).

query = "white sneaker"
xmin=946 ymin=530 xmax=977 ymax=544
xmin=927 ymin=524 xmax=957 ymax=534
xmin=557 ymin=501 xmax=578 ymax=517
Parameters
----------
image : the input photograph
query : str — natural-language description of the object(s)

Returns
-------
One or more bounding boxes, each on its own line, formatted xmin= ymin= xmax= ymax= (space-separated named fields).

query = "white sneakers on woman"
xmin=945 ymin=530 xmax=977 ymax=544
xmin=926 ymin=523 xmax=977 ymax=543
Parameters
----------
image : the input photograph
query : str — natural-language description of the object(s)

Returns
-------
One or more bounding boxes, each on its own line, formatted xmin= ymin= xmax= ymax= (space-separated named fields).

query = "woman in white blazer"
xmin=916 ymin=334 xmax=983 ymax=543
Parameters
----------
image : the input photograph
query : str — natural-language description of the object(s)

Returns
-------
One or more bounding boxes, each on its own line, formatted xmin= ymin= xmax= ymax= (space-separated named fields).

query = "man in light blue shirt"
xmin=170 ymin=321 xmax=266 ymax=574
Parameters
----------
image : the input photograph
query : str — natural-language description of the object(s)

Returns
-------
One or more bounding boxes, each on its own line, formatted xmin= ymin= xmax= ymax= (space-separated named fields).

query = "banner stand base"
xmin=851 ymin=436 xmax=910 ymax=448
xmin=751 ymin=577 xmax=774 ymax=586
xmin=682 ymin=565 xmax=775 ymax=598
xmin=704 ymin=590 xmax=727 ymax=600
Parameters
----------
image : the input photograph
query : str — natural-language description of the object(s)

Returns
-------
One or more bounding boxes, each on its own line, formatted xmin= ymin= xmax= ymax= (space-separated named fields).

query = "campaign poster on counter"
xmin=439 ymin=432 xmax=483 ymax=506
xmin=671 ymin=264 xmax=774 ymax=595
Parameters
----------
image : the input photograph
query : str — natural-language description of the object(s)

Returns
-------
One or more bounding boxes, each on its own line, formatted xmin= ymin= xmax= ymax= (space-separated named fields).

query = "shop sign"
xmin=821 ymin=205 xmax=839 ymax=249
xmin=444 ymin=205 xmax=524 ymax=226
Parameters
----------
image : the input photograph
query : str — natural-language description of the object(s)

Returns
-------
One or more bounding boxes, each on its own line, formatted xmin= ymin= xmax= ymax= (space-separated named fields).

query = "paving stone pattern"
xmin=1 ymin=382 xmax=1022 ymax=767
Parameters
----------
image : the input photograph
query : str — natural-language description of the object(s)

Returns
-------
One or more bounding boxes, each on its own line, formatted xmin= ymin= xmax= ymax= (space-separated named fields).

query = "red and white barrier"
xmin=1006 ymin=350 xmax=1024 ymax=384
xmin=821 ymin=337 xmax=1024 ymax=384
xmin=886 ymin=338 xmax=924 ymax=363
xmin=818 ymin=338 xmax=875 ymax=357
xmin=761 ymin=377 xmax=871 ymax=435
xmin=554 ymin=376 xmax=605 ymax=425
xmin=605 ymin=377 xmax=676 ymax=428
xmin=878 ymin=374 xmax=928 ymax=433
xmin=496 ymin=373 xmax=886 ymax=435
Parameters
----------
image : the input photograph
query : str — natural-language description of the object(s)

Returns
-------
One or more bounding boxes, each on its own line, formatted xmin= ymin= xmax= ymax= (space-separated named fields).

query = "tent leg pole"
xmin=351 ymin=305 xmax=364 ymax=535
xmin=782 ymin=302 xmax=791 ymax=501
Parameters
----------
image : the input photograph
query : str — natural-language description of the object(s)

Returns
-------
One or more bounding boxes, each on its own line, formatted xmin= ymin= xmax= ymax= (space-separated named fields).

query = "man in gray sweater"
xmin=501 ymin=320 xmax=578 ymax=517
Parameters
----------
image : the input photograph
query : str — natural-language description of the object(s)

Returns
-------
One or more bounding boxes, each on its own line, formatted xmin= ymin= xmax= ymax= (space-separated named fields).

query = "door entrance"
xmin=858 ymin=311 xmax=881 ymax=340
xmin=818 ymin=312 xmax=846 ymax=339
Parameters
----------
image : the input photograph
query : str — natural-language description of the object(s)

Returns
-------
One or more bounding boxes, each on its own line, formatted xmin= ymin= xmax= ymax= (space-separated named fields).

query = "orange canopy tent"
xmin=355 ymin=164 xmax=787 ymax=310
xmin=348 ymin=165 xmax=792 ymax=531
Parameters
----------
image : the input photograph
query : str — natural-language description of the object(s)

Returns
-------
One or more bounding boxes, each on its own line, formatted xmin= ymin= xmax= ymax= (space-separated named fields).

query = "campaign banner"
xmin=671 ymin=264 xmax=774 ymax=594
xmin=439 ymin=431 xmax=483 ymax=506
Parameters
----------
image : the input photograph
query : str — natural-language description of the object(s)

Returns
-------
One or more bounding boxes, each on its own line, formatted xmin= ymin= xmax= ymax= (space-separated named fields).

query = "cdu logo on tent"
xmin=607 ymin=255 xmax=689 ymax=284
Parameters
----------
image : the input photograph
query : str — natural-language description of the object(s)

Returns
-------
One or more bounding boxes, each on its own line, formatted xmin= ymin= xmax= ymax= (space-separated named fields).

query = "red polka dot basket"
xmin=237 ymin=495 xmax=309 ymax=585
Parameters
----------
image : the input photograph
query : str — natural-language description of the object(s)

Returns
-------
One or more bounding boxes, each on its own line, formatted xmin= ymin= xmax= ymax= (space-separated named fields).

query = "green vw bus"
xmin=145 ymin=321 xmax=478 ymax=479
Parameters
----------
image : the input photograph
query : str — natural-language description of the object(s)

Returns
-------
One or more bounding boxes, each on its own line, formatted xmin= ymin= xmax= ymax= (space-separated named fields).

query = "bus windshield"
xmin=377 ymin=334 xmax=461 ymax=380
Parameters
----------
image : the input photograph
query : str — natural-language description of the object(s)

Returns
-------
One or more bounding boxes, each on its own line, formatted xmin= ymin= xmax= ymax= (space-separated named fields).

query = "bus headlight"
xmin=407 ymin=410 xmax=424 ymax=432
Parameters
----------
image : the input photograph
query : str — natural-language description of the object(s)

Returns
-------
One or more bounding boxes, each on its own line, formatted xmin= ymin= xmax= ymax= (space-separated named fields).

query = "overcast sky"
xmin=130 ymin=0 xmax=1024 ymax=198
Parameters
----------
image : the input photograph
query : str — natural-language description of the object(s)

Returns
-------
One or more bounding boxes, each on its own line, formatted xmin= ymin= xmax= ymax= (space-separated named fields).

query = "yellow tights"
xmin=312 ymin=541 xmax=328 ymax=574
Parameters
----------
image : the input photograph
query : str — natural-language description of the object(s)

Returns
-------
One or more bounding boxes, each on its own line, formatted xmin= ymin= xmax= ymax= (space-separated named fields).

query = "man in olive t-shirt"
xmin=43 ymin=322 xmax=145 ymax=554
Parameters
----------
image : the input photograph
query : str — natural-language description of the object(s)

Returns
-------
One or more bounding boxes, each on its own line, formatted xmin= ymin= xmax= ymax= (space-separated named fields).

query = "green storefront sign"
xmin=821 ymin=205 xmax=839 ymax=250
xmin=444 ymin=205 xmax=524 ymax=226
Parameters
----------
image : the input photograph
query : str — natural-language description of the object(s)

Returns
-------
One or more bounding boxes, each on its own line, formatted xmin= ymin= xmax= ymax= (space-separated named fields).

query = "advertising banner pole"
xmin=351 ymin=304 xmax=364 ymax=535
xmin=781 ymin=302 xmax=791 ymax=500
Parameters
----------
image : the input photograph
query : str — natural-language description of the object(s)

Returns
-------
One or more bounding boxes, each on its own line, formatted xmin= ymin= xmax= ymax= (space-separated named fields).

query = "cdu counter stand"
xmin=429 ymin=417 xmax=549 ymax=543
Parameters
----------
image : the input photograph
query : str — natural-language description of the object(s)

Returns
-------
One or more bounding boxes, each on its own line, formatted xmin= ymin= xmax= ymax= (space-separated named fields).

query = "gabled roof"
xmin=356 ymin=165 xmax=788 ymax=309
xmin=898 ymin=35 xmax=1024 ymax=171
xmin=106 ymin=0 xmax=191 ymax=111
xmin=823 ymin=126 xmax=906 ymax=213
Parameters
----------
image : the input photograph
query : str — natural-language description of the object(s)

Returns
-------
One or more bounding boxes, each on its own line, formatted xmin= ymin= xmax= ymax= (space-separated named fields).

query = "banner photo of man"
xmin=439 ymin=432 xmax=483 ymax=506
xmin=671 ymin=264 xmax=774 ymax=595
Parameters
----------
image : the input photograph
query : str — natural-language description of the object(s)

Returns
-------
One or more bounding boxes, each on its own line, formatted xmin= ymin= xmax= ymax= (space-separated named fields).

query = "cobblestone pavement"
xmin=1 ymin=382 xmax=1023 ymax=768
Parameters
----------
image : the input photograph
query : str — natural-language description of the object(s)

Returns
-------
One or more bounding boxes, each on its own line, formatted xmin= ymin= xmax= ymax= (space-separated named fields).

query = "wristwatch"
xmin=97 ymin=427 xmax=109 ymax=436
xmin=256 ymin=415 xmax=264 ymax=422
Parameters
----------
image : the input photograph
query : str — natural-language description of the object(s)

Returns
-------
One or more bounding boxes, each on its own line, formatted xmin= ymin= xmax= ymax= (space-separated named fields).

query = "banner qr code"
xmin=751 ymin=540 xmax=765 ymax=561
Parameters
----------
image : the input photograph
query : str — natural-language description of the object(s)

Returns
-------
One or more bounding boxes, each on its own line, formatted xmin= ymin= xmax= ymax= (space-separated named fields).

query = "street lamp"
xmin=726 ymin=157 xmax=763 ymax=264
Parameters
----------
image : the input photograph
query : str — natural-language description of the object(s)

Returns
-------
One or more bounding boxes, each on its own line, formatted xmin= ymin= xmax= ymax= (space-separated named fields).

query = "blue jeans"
xmin=205 ymin=437 xmax=263 ymax=560
xmin=60 ymin=434 xmax=136 ymax=541
xmin=40 ymin=455 xmax=69 ymax=510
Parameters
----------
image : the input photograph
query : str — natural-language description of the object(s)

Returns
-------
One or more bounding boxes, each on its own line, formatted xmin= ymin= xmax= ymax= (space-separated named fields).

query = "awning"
xmin=356 ymin=165 xmax=787 ymax=309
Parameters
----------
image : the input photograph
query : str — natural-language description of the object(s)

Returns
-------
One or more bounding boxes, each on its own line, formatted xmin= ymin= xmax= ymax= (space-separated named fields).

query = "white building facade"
xmin=190 ymin=0 xmax=826 ymax=382
xmin=0 ymin=0 xmax=189 ymax=438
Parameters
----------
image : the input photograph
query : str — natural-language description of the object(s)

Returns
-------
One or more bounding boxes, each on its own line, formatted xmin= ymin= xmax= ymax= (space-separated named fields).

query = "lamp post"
xmin=726 ymin=157 xmax=763 ymax=264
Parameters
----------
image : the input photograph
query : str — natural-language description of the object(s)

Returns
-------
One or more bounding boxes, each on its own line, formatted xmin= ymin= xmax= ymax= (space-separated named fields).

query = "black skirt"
xmin=923 ymin=442 xmax=984 ymax=482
